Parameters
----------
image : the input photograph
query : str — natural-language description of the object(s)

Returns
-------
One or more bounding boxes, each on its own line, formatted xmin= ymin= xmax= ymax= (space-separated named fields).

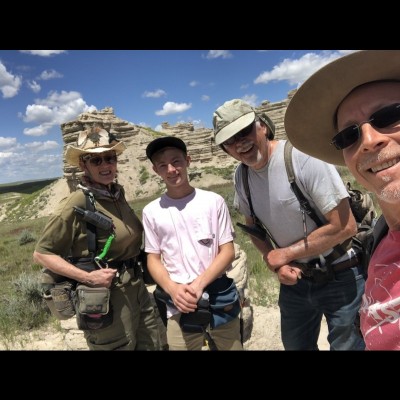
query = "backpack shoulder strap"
xmin=241 ymin=163 xmax=257 ymax=224
xmin=371 ymin=214 xmax=388 ymax=254
xmin=284 ymin=141 xmax=323 ymax=227
xmin=284 ymin=141 xmax=347 ymax=259
xmin=83 ymin=190 xmax=97 ymax=260
xmin=239 ymin=163 xmax=277 ymax=247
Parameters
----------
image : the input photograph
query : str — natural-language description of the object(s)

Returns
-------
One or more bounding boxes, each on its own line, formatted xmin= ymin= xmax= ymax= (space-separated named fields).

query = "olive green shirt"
xmin=35 ymin=189 xmax=143 ymax=262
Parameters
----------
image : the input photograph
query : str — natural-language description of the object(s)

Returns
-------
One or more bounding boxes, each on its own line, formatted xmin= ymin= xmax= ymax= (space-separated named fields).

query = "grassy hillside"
xmin=0 ymin=178 xmax=59 ymax=194
xmin=0 ymin=169 xmax=380 ymax=344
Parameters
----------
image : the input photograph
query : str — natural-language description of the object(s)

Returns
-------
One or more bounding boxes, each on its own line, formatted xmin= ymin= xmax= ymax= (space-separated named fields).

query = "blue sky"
xmin=0 ymin=49 xmax=354 ymax=184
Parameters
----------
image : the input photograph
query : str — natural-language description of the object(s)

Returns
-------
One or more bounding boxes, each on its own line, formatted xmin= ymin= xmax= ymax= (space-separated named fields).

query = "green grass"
xmin=0 ymin=178 xmax=58 ymax=194
xmin=0 ymin=182 xmax=278 ymax=343
xmin=0 ymin=217 xmax=51 ymax=345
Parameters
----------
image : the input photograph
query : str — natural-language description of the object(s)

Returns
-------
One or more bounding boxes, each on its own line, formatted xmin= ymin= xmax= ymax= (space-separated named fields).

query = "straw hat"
xmin=284 ymin=50 xmax=400 ymax=166
xmin=65 ymin=128 xmax=126 ymax=167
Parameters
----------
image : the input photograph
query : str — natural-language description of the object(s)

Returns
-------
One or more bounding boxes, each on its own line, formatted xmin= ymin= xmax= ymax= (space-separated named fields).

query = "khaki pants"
xmin=167 ymin=313 xmax=243 ymax=351
xmin=84 ymin=268 xmax=161 ymax=350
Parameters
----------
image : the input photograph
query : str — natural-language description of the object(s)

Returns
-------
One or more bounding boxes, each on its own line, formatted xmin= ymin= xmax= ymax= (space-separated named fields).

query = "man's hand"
xmin=276 ymin=265 xmax=302 ymax=286
xmin=264 ymin=248 xmax=290 ymax=273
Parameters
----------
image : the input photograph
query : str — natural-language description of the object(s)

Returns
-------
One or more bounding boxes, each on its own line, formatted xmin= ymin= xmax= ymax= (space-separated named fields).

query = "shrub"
xmin=0 ymin=271 xmax=50 ymax=340
xmin=18 ymin=230 xmax=36 ymax=246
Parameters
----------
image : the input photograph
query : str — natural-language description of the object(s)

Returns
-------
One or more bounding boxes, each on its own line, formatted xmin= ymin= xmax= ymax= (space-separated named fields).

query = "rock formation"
xmin=60 ymin=92 xmax=293 ymax=201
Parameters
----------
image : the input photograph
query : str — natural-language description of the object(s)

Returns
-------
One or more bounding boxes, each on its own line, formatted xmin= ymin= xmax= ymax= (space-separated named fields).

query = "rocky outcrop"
xmin=60 ymin=92 xmax=293 ymax=201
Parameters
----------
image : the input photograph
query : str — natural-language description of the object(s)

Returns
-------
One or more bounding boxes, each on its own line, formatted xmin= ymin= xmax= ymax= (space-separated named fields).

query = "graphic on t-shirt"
xmin=361 ymin=264 xmax=400 ymax=339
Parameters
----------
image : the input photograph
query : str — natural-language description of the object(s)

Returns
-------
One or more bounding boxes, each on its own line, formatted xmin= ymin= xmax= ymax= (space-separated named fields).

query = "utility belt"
xmin=296 ymin=254 xmax=360 ymax=284
xmin=68 ymin=256 xmax=138 ymax=272
xmin=108 ymin=257 xmax=138 ymax=271
xmin=42 ymin=255 xmax=141 ymax=330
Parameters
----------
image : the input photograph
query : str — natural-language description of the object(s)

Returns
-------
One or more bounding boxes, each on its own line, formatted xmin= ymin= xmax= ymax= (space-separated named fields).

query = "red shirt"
xmin=360 ymin=230 xmax=400 ymax=350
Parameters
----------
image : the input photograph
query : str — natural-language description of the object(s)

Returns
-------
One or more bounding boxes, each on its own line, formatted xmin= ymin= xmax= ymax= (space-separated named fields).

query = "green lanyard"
xmin=94 ymin=233 xmax=115 ymax=268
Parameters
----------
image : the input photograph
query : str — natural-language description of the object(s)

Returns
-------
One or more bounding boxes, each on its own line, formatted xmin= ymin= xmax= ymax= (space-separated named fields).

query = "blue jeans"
xmin=278 ymin=265 xmax=365 ymax=350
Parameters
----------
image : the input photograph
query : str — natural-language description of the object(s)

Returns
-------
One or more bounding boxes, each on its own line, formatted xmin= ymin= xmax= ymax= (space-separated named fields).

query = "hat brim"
xmin=65 ymin=141 xmax=127 ymax=167
xmin=285 ymin=50 xmax=400 ymax=166
xmin=215 ymin=111 xmax=255 ymax=145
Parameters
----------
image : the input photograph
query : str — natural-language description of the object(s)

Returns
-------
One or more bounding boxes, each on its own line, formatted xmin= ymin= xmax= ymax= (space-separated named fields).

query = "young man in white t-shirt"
xmin=142 ymin=136 xmax=242 ymax=350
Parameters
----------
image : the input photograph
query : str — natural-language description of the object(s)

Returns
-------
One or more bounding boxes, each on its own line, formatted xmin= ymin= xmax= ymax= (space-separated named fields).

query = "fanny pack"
xmin=179 ymin=302 xmax=211 ymax=333
xmin=155 ymin=275 xmax=241 ymax=332
xmin=207 ymin=276 xmax=241 ymax=329
xmin=74 ymin=284 xmax=113 ymax=330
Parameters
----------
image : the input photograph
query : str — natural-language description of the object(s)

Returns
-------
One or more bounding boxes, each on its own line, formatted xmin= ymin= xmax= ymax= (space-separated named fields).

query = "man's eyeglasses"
xmin=331 ymin=103 xmax=400 ymax=150
xmin=222 ymin=121 xmax=255 ymax=147
xmin=82 ymin=154 xmax=118 ymax=166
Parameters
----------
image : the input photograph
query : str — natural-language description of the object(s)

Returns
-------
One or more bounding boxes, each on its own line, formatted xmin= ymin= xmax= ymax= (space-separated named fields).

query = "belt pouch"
xmin=74 ymin=284 xmax=112 ymax=330
xmin=47 ymin=281 xmax=76 ymax=320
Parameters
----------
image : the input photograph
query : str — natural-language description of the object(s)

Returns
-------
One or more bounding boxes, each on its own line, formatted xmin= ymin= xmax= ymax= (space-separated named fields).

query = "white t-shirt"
xmin=143 ymin=188 xmax=234 ymax=284
xmin=234 ymin=140 xmax=349 ymax=263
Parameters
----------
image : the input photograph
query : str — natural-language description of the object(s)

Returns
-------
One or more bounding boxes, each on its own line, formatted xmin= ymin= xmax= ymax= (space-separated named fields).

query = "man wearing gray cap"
xmin=285 ymin=50 xmax=400 ymax=350
xmin=213 ymin=99 xmax=365 ymax=350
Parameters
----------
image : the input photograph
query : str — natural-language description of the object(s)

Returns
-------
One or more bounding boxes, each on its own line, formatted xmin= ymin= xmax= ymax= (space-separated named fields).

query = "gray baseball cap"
xmin=213 ymin=99 xmax=256 ymax=145
xmin=213 ymin=99 xmax=275 ymax=145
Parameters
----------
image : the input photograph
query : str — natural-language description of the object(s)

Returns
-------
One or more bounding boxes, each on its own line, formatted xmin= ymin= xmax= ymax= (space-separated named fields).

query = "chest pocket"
xmin=193 ymin=217 xmax=214 ymax=246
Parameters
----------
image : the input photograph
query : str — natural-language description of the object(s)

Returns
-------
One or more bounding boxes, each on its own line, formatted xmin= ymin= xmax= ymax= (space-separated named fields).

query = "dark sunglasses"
xmin=222 ymin=121 xmax=255 ymax=146
xmin=82 ymin=154 xmax=118 ymax=166
xmin=331 ymin=103 xmax=400 ymax=150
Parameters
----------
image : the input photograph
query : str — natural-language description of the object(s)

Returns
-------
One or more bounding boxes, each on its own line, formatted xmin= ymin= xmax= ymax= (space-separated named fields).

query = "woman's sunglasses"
xmin=331 ymin=103 xmax=400 ymax=150
xmin=82 ymin=154 xmax=118 ymax=166
xmin=222 ymin=120 xmax=255 ymax=147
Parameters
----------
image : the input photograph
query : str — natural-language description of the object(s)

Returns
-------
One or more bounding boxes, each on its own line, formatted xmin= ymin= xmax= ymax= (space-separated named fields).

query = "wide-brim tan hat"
xmin=65 ymin=128 xmax=127 ymax=167
xmin=285 ymin=50 xmax=400 ymax=166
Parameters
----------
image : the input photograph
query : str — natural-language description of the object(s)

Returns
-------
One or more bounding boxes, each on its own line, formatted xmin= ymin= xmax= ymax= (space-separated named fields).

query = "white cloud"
xmin=0 ymin=152 xmax=14 ymax=165
xmin=155 ymin=124 xmax=163 ymax=132
xmin=0 ymin=135 xmax=63 ymax=183
xmin=23 ymin=104 xmax=54 ymax=123
xmin=0 ymin=61 xmax=22 ymax=98
xmin=24 ymin=140 xmax=59 ymax=151
xmin=254 ymin=50 xmax=347 ymax=86
xmin=142 ymin=89 xmax=167 ymax=98
xmin=155 ymin=101 xmax=192 ymax=116
xmin=201 ymin=95 xmax=210 ymax=101
xmin=21 ymin=90 xmax=97 ymax=137
xmin=38 ymin=69 xmax=63 ymax=80
xmin=0 ymin=137 xmax=17 ymax=147
xmin=27 ymin=80 xmax=41 ymax=93
xmin=205 ymin=50 xmax=233 ymax=59
xmin=240 ymin=84 xmax=249 ymax=89
xmin=189 ymin=81 xmax=199 ymax=87
xmin=19 ymin=50 xmax=66 ymax=57
xmin=242 ymin=94 xmax=258 ymax=107
xmin=192 ymin=119 xmax=206 ymax=128
xmin=23 ymin=124 xmax=54 ymax=137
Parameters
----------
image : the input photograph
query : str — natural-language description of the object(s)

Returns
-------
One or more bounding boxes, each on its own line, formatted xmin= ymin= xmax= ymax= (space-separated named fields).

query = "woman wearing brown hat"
xmin=33 ymin=125 xmax=160 ymax=350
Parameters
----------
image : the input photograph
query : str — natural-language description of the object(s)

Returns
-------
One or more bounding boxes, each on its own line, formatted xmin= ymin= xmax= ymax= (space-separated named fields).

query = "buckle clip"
xmin=94 ymin=257 xmax=108 ymax=269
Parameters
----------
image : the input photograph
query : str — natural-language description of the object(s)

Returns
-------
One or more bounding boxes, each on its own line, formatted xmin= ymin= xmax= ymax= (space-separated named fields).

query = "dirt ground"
xmin=0 ymin=305 xmax=329 ymax=351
